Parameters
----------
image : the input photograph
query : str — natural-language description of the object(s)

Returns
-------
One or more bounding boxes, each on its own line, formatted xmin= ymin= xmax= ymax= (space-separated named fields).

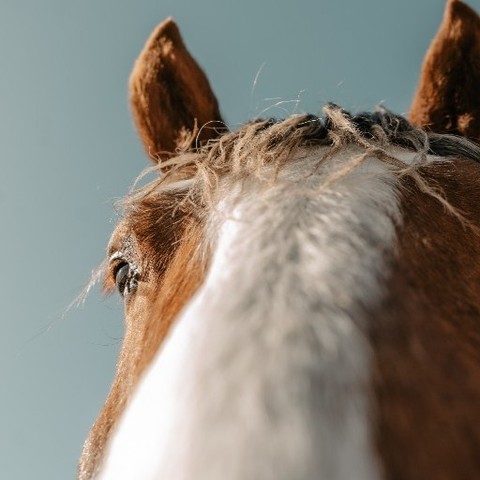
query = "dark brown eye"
xmin=114 ymin=262 xmax=138 ymax=297
xmin=115 ymin=263 xmax=130 ymax=296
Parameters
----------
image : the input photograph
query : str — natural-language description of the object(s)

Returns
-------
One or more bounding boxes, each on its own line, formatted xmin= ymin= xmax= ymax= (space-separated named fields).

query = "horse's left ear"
xmin=409 ymin=0 xmax=480 ymax=141
xmin=129 ymin=18 xmax=224 ymax=163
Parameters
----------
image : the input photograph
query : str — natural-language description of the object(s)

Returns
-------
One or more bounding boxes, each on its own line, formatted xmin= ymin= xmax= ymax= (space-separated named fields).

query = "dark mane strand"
xmin=186 ymin=105 xmax=480 ymax=169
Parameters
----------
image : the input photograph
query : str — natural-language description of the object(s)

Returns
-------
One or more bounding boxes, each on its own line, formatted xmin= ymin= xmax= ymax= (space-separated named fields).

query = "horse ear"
xmin=129 ymin=18 xmax=224 ymax=163
xmin=409 ymin=0 xmax=480 ymax=141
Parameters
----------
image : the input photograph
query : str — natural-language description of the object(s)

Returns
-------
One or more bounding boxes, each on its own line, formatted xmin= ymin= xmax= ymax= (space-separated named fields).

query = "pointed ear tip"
xmin=141 ymin=17 xmax=182 ymax=48
xmin=129 ymin=17 xmax=184 ymax=87
xmin=136 ymin=17 xmax=183 ymax=57
xmin=446 ymin=0 xmax=465 ymax=10
xmin=445 ymin=0 xmax=480 ymax=23
xmin=157 ymin=17 xmax=181 ymax=37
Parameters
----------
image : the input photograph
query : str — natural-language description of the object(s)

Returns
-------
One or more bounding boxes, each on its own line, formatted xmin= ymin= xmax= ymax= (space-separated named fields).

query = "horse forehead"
xmin=105 ymin=143 xmax=450 ymax=262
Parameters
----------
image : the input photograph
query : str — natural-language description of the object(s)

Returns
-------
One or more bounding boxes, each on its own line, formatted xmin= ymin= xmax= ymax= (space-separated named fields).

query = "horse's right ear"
xmin=129 ymin=18 xmax=224 ymax=163
xmin=409 ymin=0 xmax=480 ymax=142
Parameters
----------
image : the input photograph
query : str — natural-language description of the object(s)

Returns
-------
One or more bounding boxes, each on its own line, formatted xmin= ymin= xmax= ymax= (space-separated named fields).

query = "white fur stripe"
xmin=98 ymin=146 xmax=408 ymax=480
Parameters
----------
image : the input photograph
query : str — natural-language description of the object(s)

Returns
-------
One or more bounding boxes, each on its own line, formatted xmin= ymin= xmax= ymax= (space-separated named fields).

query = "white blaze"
xmin=99 ymin=146 xmax=410 ymax=480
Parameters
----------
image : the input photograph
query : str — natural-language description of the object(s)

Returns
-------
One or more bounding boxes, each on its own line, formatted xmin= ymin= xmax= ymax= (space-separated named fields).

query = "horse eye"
xmin=115 ymin=262 xmax=132 ymax=297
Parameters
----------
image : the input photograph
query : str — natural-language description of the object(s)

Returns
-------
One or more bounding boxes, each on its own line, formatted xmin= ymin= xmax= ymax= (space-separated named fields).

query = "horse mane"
xmin=122 ymin=104 xmax=480 ymax=214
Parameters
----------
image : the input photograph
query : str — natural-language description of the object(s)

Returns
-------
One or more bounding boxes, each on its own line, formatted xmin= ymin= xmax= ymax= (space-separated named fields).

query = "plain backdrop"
xmin=2 ymin=0 xmax=479 ymax=478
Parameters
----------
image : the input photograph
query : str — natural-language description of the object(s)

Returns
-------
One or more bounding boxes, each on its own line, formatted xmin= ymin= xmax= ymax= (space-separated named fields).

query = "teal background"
xmin=2 ymin=1 xmax=478 ymax=478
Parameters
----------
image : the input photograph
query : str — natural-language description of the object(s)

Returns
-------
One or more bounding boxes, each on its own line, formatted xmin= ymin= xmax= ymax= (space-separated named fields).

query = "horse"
xmin=78 ymin=0 xmax=480 ymax=478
